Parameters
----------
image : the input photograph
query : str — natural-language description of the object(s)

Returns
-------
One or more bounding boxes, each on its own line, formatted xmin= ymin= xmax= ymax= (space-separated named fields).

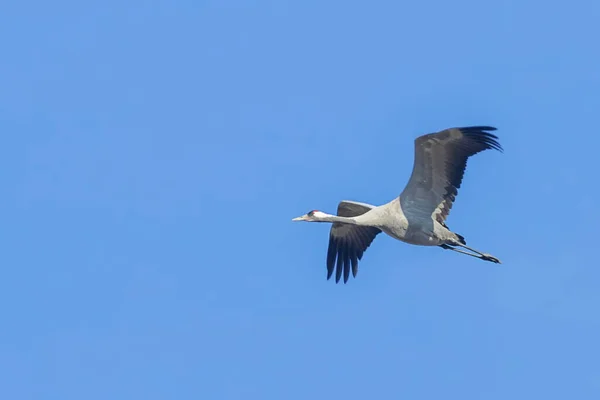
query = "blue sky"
xmin=1 ymin=0 xmax=600 ymax=398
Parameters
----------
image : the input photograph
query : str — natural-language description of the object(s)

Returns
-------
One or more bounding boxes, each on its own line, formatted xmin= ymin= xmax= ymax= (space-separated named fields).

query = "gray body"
xmin=352 ymin=197 xmax=457 ymax=246
xmin=293 ymin=126 xmax=503 ymax=283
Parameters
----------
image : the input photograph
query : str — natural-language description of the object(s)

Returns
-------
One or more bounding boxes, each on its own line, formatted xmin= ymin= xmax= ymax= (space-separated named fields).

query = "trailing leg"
xmin=440 ymin=243 xmax=501 ymax=264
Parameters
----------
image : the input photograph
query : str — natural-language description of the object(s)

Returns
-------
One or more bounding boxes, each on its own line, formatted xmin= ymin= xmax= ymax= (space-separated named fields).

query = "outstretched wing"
xmin=399 ymin=126 xmax=503 ymax=224
xmin=327 ymin=201 xmax=382 ymax=284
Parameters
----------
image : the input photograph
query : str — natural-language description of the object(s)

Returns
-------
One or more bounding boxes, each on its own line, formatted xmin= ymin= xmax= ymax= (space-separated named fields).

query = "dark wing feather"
xmin=327 ymin=201 xmax=382 ymax=284
xmin=399 ymin=126 xmax=502 ymax=223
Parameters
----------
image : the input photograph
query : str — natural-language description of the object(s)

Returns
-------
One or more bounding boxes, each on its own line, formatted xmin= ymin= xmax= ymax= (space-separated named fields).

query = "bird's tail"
xmin=454 ymin=232 xmax=467 ymax=245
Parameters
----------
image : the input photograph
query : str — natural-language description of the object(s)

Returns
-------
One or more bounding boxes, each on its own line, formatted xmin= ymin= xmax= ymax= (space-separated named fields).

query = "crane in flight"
xmin=292 ymin=126 xmax=503 ymax=283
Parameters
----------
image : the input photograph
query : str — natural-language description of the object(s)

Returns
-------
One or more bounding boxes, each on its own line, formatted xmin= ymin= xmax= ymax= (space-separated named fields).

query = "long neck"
xmin=319 ymin=214 xmax=358 ymax=225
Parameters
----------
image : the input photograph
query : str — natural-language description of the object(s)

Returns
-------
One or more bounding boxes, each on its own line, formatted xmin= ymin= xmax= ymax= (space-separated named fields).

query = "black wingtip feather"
xmin=326 ymin=237 xmax=336 ymax=280
xmin=460 ymin=125 xmax=497 ymax=131
xmin=335 ymin=247 xmax=344 ymax=283
xmin=326 ymin=269 xmax=333 ymax=280
xmin=459 ymin=126 xmax=504 ymax=153
xmin=343 ymin=248 xmax=351 ymax=284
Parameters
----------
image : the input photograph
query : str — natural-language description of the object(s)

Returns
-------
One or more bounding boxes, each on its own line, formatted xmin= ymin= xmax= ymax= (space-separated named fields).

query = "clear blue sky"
xmin=2 ymin=1 xmax=599 ymax=399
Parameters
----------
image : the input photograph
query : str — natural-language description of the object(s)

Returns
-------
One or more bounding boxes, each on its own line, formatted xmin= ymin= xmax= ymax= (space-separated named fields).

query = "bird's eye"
xmin=308 ymin=210 xmax=317 ymax=216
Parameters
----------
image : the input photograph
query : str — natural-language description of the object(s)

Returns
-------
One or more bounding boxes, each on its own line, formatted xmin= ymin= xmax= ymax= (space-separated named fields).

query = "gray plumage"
xmin=293 ymin=126 xmax=503 ymax=284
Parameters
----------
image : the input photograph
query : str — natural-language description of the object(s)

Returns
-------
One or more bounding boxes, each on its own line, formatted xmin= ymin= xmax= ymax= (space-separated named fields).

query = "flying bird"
xmin=292 ymin=126 xmax=503 ymax=283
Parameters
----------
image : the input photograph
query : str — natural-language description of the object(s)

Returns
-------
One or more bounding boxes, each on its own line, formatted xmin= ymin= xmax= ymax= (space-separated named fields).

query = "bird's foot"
xmin=482 ymin=253 xmax=501 ymax=264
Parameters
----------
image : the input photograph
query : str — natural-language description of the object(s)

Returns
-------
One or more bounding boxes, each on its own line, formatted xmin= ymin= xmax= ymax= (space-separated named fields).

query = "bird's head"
xmin=292 ymin=210 xmax=329 ymax=222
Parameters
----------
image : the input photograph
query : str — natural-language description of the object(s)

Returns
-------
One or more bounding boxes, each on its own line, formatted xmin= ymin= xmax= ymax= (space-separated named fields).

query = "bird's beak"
xmin=292 ymin=214 xmax=307 ymax=221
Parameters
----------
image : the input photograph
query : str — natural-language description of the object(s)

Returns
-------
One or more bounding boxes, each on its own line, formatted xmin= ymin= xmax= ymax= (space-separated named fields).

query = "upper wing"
xmin=327 ymin=201 xmax=382 ymax=284
xmin=399 ymin=126 xmax=502 ymax=224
